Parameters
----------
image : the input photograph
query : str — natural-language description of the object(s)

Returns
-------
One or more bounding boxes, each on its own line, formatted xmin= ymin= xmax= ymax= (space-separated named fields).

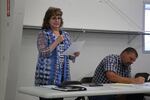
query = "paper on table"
xmin=62 ymin=41 xmax=85 ymax=55
xmin=110 ymin=83 xmax=150 ymax=87
xmin=140 ymin=82 xmax=150 ymax=86
xmin=112 ymin=83 xmax=134 ymax=87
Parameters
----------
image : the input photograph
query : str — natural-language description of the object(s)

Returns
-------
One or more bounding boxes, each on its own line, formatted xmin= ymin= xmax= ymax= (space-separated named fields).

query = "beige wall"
xmin=0 ymin=0 xmax=25 ymax=100
xmin=16 ymin=29 xmax=150 ymax=100
xmin=1 ymin=0 xmax=150 ymax=100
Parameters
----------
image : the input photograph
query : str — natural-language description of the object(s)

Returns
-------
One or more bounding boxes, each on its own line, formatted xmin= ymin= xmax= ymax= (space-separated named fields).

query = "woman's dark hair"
xmin=42 ymin=7 xmax=63 ymax=29
xmin=121 ymin=47 xmax=138 ymax=58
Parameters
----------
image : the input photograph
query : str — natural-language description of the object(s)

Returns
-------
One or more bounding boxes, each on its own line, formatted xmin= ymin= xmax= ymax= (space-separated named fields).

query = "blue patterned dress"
xmin=35 ymin=28 xmax=72 ymax=86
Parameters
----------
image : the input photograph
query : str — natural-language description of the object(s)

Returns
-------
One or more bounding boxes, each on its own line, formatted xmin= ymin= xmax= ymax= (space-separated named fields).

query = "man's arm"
xmin=106 ymin=71 xmax=145 ymax=84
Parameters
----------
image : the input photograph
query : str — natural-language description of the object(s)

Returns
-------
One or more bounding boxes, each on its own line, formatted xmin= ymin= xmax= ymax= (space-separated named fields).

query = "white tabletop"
xmin=18 ymin=83 xmax=150 ymax=99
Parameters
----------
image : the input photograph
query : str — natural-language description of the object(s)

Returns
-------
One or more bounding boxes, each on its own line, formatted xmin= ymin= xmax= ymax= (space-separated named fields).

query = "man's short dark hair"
xmin=121 ymin=47 xmax=138 ymax=58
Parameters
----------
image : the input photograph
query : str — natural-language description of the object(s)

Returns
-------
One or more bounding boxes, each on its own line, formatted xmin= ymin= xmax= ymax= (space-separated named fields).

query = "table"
xmin=18 ymin=83 xmax=150 ymax=99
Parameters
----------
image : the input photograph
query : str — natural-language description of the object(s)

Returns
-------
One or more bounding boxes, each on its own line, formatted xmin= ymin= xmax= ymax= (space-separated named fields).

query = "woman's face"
xmin=49 ymin=15 xmax=62 ymax=29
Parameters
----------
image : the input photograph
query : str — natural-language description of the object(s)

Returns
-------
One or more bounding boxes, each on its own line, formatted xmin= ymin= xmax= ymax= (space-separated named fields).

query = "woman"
xmin=35 ymin=7 xmax=80 ymax=100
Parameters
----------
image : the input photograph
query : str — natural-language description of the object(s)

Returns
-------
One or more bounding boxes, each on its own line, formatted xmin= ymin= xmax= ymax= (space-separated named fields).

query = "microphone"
xmin=60 ymin=40 xmax=63 ymax=44
xmin=60 ymin=31 xmax=63 ymax=44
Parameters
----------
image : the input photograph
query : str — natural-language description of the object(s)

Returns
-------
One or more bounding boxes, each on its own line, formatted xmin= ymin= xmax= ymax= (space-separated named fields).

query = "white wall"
xmin=16 ymin=29 xmax=38 ymax=100
xmin=0 ymin=0 xmax=25 ymax=100
xmin=24 ymin=0 xmax=143 ymax=31
xmin=1 ymin=0 xmax=150 ymax=100
xmin=16 ymin=29 xmax=150 ymax=100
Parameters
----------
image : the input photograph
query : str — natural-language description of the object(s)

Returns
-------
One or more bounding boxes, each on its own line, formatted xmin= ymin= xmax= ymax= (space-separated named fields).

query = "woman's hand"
xmin=74 ymin=52 xmax=80 ymax=57
xmin=132 ymin=77 xmax=145 ymax=84
xmin=56 ymin=35 xmax=64 ymax=44
xmin=69 ymin=52 xmax=80 ymax=63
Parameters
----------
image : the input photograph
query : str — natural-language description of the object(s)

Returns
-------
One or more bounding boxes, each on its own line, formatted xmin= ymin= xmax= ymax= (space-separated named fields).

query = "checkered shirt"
xmin=92 ymin=54 xmax=131 ymax=84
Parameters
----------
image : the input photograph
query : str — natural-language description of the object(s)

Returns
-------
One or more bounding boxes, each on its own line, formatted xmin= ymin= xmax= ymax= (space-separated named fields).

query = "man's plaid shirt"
xmin=92 ymin=54 xmax=131 ymax=84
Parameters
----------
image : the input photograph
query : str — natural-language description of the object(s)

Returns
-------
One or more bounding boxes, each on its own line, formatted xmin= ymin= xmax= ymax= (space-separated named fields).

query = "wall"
xmin=0 ymin=0 xmax=25 ymax=100
xmin=24 ymin=0 xmax=144 ymax=32
xmin=16 ymin=28 xmax=150 ymax=100
xmin=0 ymin=0 xmax=150 ymax=100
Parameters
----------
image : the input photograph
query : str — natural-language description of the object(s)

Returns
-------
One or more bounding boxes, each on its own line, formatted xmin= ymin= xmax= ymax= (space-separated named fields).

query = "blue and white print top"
xmin=35 ymin=28 xmax=72 ymax=86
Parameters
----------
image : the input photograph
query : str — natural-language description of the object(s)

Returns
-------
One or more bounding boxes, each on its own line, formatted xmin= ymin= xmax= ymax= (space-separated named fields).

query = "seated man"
xmin=89 ymin=47 xmax=145 ymax=100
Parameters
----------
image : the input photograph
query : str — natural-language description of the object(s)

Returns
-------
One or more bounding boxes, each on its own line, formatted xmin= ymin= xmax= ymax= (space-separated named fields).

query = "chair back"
xmin=135 ymin=72 xmax=150 ymax=82
xmin=80 ymin=77 xmax=93 ymax=83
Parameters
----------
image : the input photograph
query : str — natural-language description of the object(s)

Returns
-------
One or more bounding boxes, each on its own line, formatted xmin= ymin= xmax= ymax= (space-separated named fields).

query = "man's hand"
xmin=132 ymin=77 xmax=145 ymax=84
xmin=106 ymin=71 xmax=145 ymax=84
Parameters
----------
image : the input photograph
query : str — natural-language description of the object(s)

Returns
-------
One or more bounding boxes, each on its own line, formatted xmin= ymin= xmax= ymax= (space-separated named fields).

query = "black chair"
xmin=75 ymin=77 xmax=93 ymax=100
xmin=135 ymin=72 xmax=150 ymax=100
xmin=135 ymin=72 xmax=150 ymax=82
xmin=80 ymin=77 xmax=93 ymax=83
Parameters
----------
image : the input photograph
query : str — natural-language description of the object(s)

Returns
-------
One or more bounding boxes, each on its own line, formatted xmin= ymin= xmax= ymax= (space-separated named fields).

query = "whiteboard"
xmin=23 ymin=0 xmax=143 ymax=31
